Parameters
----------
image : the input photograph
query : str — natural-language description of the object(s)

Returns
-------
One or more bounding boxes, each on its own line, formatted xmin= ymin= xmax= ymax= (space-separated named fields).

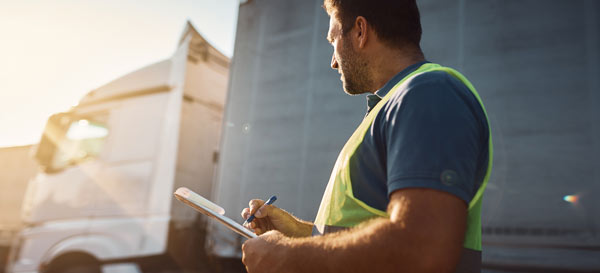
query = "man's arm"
xmin=242 ymin=188 xmax=467 ymax=273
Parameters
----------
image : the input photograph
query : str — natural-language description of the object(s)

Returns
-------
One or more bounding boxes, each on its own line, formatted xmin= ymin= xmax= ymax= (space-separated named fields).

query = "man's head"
xmin=324 ymin=0 xmax=423 ymax=95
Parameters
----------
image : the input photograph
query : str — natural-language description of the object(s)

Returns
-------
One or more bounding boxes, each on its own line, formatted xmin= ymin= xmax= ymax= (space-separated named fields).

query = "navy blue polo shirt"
xmin=349 ymin=61 xmax=490 ymax=211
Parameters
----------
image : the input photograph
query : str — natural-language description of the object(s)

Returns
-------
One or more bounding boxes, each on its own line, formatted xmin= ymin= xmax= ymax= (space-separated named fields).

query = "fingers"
xmin=252 ymin=219 xmax=272 ymax=235
xmin=241 ymin=209 xmax=261 ymax=231
xmin=241 ymin=208 xmax=251 ymax=219
xmin=252 ymin=202 xmax=276 ymax=220
xmin=241 ymin=205 xmax=266 ymax=233
xmin=255 ymin=204 xmax=270 ymax=218
xmin=242 ymin=199 xmax=272 ymax=220
xmin=240 ymin=200 xmax=267 ymax=220
xmin=244 ymin=217 xmax=266 ymax=231
xmin=241 ymin=198 xmax=278 ymax=236
xmin=248 ymin=199 xmax=265 ymax=215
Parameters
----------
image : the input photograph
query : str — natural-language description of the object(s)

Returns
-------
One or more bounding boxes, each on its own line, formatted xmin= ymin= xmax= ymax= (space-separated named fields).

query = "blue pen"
xmin=244 ymin=195 xmax=277 ymax=226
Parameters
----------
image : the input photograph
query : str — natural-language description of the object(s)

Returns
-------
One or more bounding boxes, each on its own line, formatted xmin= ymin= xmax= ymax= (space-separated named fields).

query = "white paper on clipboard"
xmin=174 ymin=187 xmax=257 ymax=239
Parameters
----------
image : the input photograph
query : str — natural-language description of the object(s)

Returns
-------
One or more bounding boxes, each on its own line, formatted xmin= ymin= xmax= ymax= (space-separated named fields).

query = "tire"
xmin=59 ymin=264 xmax=101 ymax=273
xmin=45 ymin=253 xmax=101 ymax=273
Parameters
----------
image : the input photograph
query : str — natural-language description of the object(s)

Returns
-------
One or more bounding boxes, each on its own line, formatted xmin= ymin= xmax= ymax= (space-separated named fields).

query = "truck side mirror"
xmin=35 ymin=113 xmax=70 ymax=171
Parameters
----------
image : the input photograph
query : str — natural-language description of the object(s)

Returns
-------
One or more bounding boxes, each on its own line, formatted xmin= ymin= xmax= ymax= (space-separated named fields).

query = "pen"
xmin=244 ymin=195 xmax=277 ymax=226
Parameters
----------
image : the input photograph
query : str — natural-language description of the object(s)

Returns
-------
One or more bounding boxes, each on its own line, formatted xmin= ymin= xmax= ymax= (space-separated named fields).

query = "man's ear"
xmin=354 ymin=16 xmax=369 ymax=49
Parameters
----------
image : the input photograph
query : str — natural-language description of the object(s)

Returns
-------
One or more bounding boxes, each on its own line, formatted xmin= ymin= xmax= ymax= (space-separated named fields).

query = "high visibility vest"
xmin=313 ymin=63 xmax=493 ymax=271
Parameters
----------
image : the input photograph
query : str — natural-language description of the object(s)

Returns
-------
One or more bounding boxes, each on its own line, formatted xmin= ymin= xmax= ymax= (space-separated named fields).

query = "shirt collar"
xmin=366 ymin=94 xmax=382 ymax=114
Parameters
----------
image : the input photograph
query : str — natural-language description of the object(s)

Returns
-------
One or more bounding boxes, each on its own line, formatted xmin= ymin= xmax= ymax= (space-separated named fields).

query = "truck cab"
xmin=6 ymin=22 xmax=230 ymax=273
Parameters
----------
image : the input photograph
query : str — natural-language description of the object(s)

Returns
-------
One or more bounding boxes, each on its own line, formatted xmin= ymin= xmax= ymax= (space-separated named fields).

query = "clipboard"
xmin=174 ymin=187 xmax=257 ymax=239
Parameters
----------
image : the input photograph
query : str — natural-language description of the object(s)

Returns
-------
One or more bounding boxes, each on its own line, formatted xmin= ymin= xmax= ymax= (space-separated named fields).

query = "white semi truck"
xmin=5 ymin=22 xmax=234 ymax=273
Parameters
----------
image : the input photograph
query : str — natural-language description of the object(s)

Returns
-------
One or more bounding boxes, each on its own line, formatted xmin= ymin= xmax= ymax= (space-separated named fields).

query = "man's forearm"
xmin=277 ymin=218 xmax=454 ymax=273
xmin=282 ymin=218 xmax=404 ymax=273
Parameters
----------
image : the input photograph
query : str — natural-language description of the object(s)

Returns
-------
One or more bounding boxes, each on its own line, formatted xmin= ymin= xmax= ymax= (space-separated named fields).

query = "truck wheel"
xmin=59 ymin=264 xmax=101 ymax=273
xmin=45 ymin=253 xmax=101 ymax=273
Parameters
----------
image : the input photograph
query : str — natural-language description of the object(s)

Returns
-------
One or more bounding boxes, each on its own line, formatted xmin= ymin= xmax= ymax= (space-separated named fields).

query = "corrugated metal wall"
xmin=213 ymin=0 xmax=599 ymax=270
xmin=418 ymin=1 xmax=600 ymax=271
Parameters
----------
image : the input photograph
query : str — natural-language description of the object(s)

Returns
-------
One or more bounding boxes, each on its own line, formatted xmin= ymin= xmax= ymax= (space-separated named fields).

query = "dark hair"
xmin=324 ymin=0 xmax=422 ymax=49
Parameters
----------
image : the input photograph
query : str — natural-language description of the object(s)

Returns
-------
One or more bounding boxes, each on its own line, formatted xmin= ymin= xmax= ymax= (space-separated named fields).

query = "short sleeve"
xmin=384 ymin=72 xmax=484 ymax=204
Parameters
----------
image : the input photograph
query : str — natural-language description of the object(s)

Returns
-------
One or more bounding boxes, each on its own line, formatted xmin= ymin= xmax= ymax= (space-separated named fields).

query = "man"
xmin=240 ymin=0 xmax=491 ymax=272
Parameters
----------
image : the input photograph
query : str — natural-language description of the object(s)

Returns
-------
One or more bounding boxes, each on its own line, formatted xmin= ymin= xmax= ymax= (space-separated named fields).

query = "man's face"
xmin=327 ymin=13 xmax=372 ymax=95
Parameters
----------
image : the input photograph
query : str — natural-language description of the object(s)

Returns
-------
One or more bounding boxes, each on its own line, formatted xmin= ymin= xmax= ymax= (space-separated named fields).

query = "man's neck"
xmin=368 ymin=47 xmax=425 ymax=93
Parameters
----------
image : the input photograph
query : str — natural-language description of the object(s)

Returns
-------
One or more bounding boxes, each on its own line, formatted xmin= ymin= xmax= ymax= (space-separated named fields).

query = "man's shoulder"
xmin=384 ymin=69 xmax=468 ymax=108
xmin=379 ymin=67 xmax=486 ymax=133
xmin=405 ymin=69 xmax=464 ymax=92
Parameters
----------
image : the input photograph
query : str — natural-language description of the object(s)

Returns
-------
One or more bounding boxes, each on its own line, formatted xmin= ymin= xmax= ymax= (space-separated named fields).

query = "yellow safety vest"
xmin=313 ymin=63 xmax=493 ymax=255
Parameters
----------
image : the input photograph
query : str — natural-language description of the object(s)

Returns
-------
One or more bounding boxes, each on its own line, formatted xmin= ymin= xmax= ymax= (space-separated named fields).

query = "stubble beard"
xmin=339 ymin=39 xmax=373 ymax=95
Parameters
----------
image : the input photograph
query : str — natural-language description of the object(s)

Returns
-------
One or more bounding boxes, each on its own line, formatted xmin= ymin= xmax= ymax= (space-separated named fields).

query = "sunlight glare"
xmin=563 ymin=194 xmax=579 ymax=204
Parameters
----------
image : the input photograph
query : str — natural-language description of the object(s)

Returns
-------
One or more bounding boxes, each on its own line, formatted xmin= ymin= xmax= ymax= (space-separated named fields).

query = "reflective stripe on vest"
xmin=313 ymin=63 xmax=493 ymax=254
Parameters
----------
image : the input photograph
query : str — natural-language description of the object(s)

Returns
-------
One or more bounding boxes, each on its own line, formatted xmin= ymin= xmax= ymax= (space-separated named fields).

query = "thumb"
xmin=255 ymin=204 xmax=276 ymax=218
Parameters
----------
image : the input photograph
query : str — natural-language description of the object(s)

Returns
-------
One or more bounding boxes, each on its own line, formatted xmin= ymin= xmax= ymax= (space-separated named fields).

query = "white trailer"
xmin=5 ymin=22 xmax=232 ymax=273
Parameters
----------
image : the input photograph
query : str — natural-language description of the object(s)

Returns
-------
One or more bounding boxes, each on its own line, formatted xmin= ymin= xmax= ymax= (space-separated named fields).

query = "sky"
xmin=0 ymin=0 xmax=239 ymax=147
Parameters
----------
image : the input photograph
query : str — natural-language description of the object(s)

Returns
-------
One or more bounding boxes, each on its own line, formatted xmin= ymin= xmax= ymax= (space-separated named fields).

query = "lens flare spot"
xmin=563 ymin=194 xmax=579 ymax=204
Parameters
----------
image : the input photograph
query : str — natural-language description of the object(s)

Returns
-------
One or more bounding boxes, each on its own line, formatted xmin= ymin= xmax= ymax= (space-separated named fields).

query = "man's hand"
xmin=241 ymin=199 xmax=313 ymax=237
xmin=242 ymin=230 xmax=288 ymax=273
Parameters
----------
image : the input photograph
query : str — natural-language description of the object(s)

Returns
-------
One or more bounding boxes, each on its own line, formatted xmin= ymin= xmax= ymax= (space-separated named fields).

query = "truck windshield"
xmin=50 ymin=118 xmax=108 ymax=170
